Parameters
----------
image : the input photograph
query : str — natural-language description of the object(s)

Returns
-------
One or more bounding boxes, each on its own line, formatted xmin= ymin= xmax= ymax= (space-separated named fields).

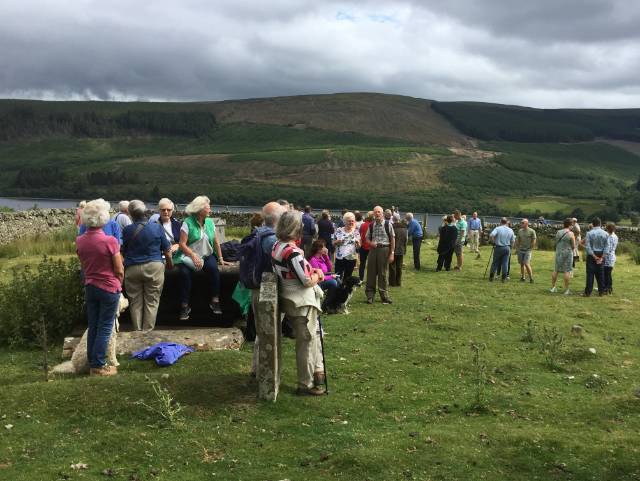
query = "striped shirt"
xmin=271 ymin=241 xmax=314 ymax=287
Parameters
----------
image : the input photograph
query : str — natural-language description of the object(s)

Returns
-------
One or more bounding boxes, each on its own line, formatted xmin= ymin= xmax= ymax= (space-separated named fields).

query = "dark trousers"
xmin=85 ymin=285 xmax=120 ymax=369
xmin=603 ymin=266 xmax=613 ymax=294
xmin=178 ymin=255 xmax=220 ymax=305
xmin=358 ymin=248 xmax=369 ymax=280
xmin=319 ymin=278 xmax=338 ymax=309
xmin=389 ymin=254 xmax=404 ymax=286
xmin=436 ymin=249 xmax=454 ymax=271
xmin=412 ymin=237 xmax=422 ymax=270
xmin=585 ymin=253 xmax=605 ymax=296
xmin=335 ymin=258 xmax=356 ymax=279
xmin=490 ymin=246 xmax=511 ymax=279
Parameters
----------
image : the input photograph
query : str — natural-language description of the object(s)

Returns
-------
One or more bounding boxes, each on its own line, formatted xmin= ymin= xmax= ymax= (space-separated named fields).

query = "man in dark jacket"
xmin=436 ymin=214 xmax=458 ymax=271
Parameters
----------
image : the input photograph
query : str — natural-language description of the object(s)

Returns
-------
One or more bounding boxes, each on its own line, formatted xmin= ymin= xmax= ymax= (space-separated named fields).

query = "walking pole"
xmin=317 ymin=315 xmax=329 ymax=395
xmin=483 ymin=245 xmax=495 ymax=279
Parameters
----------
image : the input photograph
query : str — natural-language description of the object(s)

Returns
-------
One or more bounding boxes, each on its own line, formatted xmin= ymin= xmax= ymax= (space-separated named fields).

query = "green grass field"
xmin=2 ymin=244 xmax=639 ymax=480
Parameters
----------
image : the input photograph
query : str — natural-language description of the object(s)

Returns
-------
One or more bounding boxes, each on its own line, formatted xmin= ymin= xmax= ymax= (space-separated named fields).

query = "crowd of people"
xmin=74 ymin=197 xmax=621 ymax=390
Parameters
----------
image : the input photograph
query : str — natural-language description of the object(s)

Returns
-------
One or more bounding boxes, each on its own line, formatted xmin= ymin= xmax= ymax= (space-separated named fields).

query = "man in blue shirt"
xmin=583 ymin=217 xmax=609 ymax=297
xmin=489 ymin=217 xmax=515 ymax=282
xmin=468 ymin=211 xmax=482 ymax=257
xmin=405 ymin=212 xmax=423 ymax=270
xmin=79 ymin=216 xmax=123 ymax=245
xmin=301 ymin=205 xmax=316 ymax=258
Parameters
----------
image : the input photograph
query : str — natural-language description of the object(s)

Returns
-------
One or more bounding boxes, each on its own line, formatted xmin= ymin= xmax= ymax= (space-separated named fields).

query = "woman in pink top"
xmin=76 ymin=199 xmax=124 ymax=376
xmin=308 ymin=239 xmax=338 ymax=312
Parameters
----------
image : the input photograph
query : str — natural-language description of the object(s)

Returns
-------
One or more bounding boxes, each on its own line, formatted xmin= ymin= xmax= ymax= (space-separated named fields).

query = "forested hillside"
xmin=1 ymin=94 xmax=640 ymax=219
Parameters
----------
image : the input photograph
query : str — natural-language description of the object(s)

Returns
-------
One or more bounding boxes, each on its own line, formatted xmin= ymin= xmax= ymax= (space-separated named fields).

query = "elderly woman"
xmin=173 ymin=195 xmax=228 ymax=320
xmin=122 ymin=200 xmax=173 ymax=331
xmin=389 ymin=213 xmax=408 ymax=286
xmin=550 ymin=218 xmax=576 ymax=295
xmin=332 ymin=211 xmax=361 ymax=279
xmin=272 ymin=210 xmax=326 ymax=395
xmin=76 ymin=199 xmax=124 ymax=376
xmin=603 ymin=222 xmax=618 ymax=295
xmin=152 ymin=198 xmax=182 ymax=253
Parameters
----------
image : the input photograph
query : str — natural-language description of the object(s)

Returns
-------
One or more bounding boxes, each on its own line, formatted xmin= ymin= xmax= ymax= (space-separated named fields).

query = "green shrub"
xmin=630 ymin=245 xmax=640 ymax=265
xmin=536 ymin=235 xmax=555 ymax=251
xmin=0 ymin=255 xmax=84 ymax=346
xmin=617 ymin=240 xmax=637 ymax=255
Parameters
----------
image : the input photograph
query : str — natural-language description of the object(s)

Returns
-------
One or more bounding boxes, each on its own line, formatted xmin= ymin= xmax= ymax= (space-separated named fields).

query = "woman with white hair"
xmin=173 ymin=195 xmax=228 ymax=320
xmin=153 ymin=198 xmax=182 ymax=252
xmin=271 ymin=210 xmax=326 ymax=395
xmin=76 ymin=199 xmax=124 ymax=376
xmin=332 ymin=211 xmax=361 ymax=279
xmin=122 ymin=200 xmax=173 ymax=331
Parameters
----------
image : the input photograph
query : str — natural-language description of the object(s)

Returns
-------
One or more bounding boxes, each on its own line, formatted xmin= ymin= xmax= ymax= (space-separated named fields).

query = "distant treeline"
xmin=432 ymin=102 xmax=640 ymax=143
xmin=0 ymin=106 xmax=217 ymax=140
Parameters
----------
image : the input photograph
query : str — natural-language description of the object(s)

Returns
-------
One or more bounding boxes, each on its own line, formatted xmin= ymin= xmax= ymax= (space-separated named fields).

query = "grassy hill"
xmin=1 ymin=94 xmax=640 ymax=217
xmin=2 ymin=243 xmax=640 ymax=480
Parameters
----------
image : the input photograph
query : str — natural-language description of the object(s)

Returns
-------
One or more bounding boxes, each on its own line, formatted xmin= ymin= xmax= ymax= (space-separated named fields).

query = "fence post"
xmin=256 ymin=272 xmax=281 ymax=401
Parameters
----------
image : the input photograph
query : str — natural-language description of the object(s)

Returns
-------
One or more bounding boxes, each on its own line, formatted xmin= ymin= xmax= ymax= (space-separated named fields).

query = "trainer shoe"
xmin=179 ymin=305 xmax=191 ymax=321
xmin=209 ymin=300 xmax=222 ymax=315
xmin=90 ymin=366 xmax=117 ymax=376
xmin=296 ymin=386 xmax=326 ymax=396
xmin=382 ymin=298 xmax=393 ymax=305
xmin=563 ymin=289 xmax=571 ymax=295
xmin=520 ymin=277 xmax=526 ymax=282
xmin=549 ymin=287 xmax=557 ymax=293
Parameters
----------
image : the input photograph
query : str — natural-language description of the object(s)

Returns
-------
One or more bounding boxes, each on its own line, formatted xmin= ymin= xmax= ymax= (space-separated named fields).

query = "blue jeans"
xmin=585 ymin=253 xmax=604 ymax=296
xmin=85 ymin=284 xmax=120 ymax=368
xmin=412 ymin=236 xmax=423 ymax=269
xmin=490 ymin=246 xmax=511 ymax=280
xmin=178 ymin=255 xmax=220 ymax=305
xmin=319 ymin=278 xmax=338 ymax=307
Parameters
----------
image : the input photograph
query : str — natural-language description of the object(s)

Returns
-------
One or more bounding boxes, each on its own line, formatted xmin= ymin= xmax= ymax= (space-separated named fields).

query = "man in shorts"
xmin=515 ymin=218 xmax=537 ymax=283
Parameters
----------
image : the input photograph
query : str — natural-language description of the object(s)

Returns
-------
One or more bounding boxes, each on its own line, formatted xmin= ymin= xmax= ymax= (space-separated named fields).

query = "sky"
xmin=1 ymin=0 xmax=639 ymax=108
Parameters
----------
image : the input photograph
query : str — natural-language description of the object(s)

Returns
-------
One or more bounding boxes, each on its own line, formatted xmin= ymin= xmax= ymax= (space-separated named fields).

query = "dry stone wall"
xmin=0 ymin=209 xmax=76 ymax=245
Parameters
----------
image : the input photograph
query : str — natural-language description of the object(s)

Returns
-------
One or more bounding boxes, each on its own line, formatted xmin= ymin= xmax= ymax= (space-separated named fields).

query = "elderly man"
xmin=250 ymin=201 xmax=287 ymax=376
xmin=405 ymin=212 xmax=423 ymax=270
xmin=489 ymin=217 xmax=515 ymax=282
xmin=583 ymin=217 xmax=609 ymax=297
xmin=365 ymin=206 xmax=395 ymax=304
xmin=515 ymin=218 xmax=537 ymax=283
xmin=453 ymin=210 xmax=467 ymax=270
xmin=468 ymin=212 xmax=482 ymax=257
xmin=112 ymin=200 xmax=132 ymax=230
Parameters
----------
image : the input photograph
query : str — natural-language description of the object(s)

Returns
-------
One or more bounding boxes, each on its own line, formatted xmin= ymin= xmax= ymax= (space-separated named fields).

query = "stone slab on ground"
xmin=55 ymin=327 xmax=244 ymax=375
xmin=115 ymin=327 xmax=244 ymax=354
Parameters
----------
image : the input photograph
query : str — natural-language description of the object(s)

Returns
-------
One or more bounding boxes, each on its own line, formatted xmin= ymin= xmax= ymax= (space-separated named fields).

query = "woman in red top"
xmin=358 ymin=211 xmax=373 ymax=281
xmin=76 ymin=199 xmax=124 ymax=376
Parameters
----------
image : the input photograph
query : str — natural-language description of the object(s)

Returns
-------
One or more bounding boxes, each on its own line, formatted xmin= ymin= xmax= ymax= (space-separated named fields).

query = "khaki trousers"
xmin=124 ymin=262 xmax=165 ymax=330
xmin=469 ymin=230 xmax=480 ymax=253
xmin=366 ymin=246 xmax=390 ymax=301
xmin=291 ymin=311 xmax=323 ymax=389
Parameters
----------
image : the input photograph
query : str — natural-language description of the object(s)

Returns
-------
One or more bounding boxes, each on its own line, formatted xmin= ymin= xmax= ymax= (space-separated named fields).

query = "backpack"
xmin=238 ymin=229 xmax=275 ymax=289
xmin=368 ymin=220 xmax=392 ymax=241
xmin=220 ymin=240 xmax=241 ymax=262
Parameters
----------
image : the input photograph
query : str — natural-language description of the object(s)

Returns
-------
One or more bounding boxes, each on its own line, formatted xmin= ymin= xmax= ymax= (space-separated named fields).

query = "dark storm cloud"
xmin=1 ymin=0 xmax=639 ymax=107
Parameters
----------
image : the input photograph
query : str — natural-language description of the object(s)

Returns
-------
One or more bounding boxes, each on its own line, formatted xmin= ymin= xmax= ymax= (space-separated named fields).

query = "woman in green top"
xmin=550 ymin=218 xmax=576 ymax=295
xmin=175 ymin=196 xmax=228 ymax=320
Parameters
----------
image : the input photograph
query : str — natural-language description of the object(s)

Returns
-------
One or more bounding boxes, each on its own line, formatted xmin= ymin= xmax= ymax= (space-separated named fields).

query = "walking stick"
xmin=317 ymin=315 xmax=329 ymax=395
xmin=483 ymin=245 xmax=495 ymax=279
